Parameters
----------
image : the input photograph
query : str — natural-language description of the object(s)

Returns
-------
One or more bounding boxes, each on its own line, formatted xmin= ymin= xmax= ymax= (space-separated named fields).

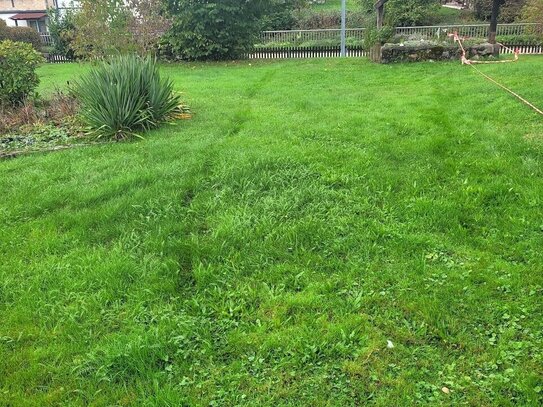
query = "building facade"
xmin=0 ymin=1 xmax=76 ymax=33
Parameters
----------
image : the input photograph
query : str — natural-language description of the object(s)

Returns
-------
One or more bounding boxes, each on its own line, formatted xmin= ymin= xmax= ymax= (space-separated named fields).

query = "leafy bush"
xmin=0 ymin=20 xmax=42 ymax=50
xmin=48 ymin=7 xmax=77 ymax=59
xmin=161 ymin=0 xmax=271 ymax=60
xmin=521 ymin=0 xmax=543 ymax=24
xmin=382 ymin=0 xmax=441 ymax=26
xmin=496 ymin=34 xmax=543 ymax=45
xmin=71 ymin=0 xmax=134 ymax=59
xmin=254 ymin=37 xmax=366 ymax=49
xmin=261 ymin=0 xmax=308 ymax=30
xmin=72 ymin=55 xmax=182 ymax=139
xmin=71 ymin=0 xmax=171 ymax=59
xmin=291 ymin=10 xmax=370 ymax=29
xmin=0 ymin=20 xmax=8 ymax=38
xmin=7 ymin=27 xmax=42 ymax=50
xmin=0 ymin=40 xmax=44 ymax=106
xmin=473 ymin=0 xmax=526 ymax=23
xmin=364 ymin=26 xmax=395 ymax=48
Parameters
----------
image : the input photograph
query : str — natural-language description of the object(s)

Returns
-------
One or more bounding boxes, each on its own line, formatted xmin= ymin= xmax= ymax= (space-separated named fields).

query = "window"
xmin=27 ymin=20 xmax=48 ymax=33
xmin=38 ymin=19 xmax=47 ymax=33
xmin=28 ymin=20 xmax=39 ymax=31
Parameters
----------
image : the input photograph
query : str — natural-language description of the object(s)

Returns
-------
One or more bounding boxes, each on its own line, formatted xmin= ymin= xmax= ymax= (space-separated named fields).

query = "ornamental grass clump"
xmin=72 ymin=55 xmax=182 ymax=139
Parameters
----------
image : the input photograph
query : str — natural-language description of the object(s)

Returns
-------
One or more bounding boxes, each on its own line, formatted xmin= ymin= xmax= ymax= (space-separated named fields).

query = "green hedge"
xmin=0 ymin=20 xmax=42 ymax=50
xmin=495 ymin=35 xmax=543 ymax=46
xmin=255 ymin=37 xmax=365 ymax=49
xmin=291 ymin=10 xmax=370 ymax=29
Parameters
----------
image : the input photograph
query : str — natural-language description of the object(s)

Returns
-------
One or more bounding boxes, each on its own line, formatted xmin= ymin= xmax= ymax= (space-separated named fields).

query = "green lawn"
xmin=1 ymin=57 xmax=543 ymax=406
xmin=311 ymin=0 xmax=357 ymax=11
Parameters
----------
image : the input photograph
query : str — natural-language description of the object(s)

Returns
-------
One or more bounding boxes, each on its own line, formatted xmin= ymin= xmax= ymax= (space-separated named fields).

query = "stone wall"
xmin=380 ymin=41 xmax=501 ymax=63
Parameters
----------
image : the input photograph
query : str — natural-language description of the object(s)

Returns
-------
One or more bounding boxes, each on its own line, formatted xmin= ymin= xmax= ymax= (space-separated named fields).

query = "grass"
xmin=433 ymin=6 xmax=482 ymax=24
xmin=1 ymin=56 xmax=543 ymax=406
xmin=309 ymin=1 xmax=478 ymax=24
xmin=311 ymin=0 xmax=357 ymax=11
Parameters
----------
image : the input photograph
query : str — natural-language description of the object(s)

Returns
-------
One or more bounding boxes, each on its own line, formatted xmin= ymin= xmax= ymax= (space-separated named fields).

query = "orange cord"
xmin=450 ymin=32 xmax=543 ymax=117
xmin=468 ymin=64 xmax=543 ymax=116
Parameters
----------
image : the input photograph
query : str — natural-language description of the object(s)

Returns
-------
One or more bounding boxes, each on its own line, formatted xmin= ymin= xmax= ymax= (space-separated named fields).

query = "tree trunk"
xmin=373 ymin=0 xmax=388 ymax=62
xmin=488 ymin=0 xmax=501 ymax=44
xmin=376 ymin=5 xmax=384 ymax=29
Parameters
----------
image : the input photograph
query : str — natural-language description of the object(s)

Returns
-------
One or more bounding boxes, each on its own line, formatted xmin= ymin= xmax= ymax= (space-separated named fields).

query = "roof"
xmin=10 ymin=13 xmax=47 ymax=21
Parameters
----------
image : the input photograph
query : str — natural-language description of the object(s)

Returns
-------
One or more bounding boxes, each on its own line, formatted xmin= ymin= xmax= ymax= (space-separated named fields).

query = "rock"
xmin=381 ymin=42 xmax=460 ymax=63
xmin=467 ymin=42 xmax=500 ymax=59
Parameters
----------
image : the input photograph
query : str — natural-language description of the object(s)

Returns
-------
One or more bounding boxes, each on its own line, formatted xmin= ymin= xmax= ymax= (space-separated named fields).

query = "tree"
xmin=261 ymin=0 xmax=309 ymax=30
xmin=72 ymin=0 xmax=133 ymax=59
xmin=126 ymin=0 xmax=172 ymax=55
xmin=47 ymin=7 xmax=77 ymax=59
xmin=473 ymin=0 xmax=526 ymax=23
xmin=72 ymin=0 xmax=169 ymax=59
xmin=361 ymin=0 xmax=441 ymax=27
xmin=385 ymin=0 xmax=441 ymax=26
xmin=161 ymin=0 xmax=274 ymax=61
xmin=521 ymin=0 xmax=543 ymax=24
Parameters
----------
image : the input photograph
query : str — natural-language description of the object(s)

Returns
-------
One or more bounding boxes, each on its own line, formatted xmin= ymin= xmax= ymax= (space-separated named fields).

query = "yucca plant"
xmin=72 ymin=55 xmax=182 ymax=139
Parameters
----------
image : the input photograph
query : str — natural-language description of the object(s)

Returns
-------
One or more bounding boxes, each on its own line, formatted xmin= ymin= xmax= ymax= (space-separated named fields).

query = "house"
xmin=0 ymin=1 xmax=76 ymax=33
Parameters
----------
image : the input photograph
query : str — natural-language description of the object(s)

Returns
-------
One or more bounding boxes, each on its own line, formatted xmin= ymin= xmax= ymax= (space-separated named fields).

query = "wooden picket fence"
xmin=502 ymin=44 xmax=543 ymax=55
xmin=44 ymin=44 xmax=542 ymax=63
xmin=247 ymin=46 xmax=370 ymax=59
xmin=45 ymin=53 xmax=75 ymax=63
xmin=246 ymin=43 xmax=540 ymax=60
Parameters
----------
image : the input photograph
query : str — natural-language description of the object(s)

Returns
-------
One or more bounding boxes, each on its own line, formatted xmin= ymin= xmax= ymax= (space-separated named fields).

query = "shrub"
xmin=71 ymin=0 xmax=170 ymax=59
xmin=382 ymin=0 xmax=441 ymax=27
xmin=125 ymin=0 xmax=173 ymax=55
xmin=48 ymin=7 xmax=77 ymax=59
xmin=261 ymin=0 xmax=308 ymax=30
xmin=291 ymin=9 xmax=370 ymax=29
xmin=7 ymin=27 xmax=42 ymax=50
xmin=71 ymin=0 xmax=134 ymax=59
xmin=0 ymin=20 xmax=42 ymax=50
xmin=0 ymin=40 xmax=44 ymax=106
xmin=0 ymin=20 xmax=8 ymax=37
xmin=521 ymin=0 xmax=543 ymax=25
xmin=496 ymin=34 xmax=543 ymax=45
xmin=473 ymin=0 xmax=527 ymax=23
xmin=72 ymin=55 xmax=182 ymax=139
xmin=161 ymin=0 xmax=271 ymax=60
xmin=364 ymin=26 xmax=395 ymax=48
